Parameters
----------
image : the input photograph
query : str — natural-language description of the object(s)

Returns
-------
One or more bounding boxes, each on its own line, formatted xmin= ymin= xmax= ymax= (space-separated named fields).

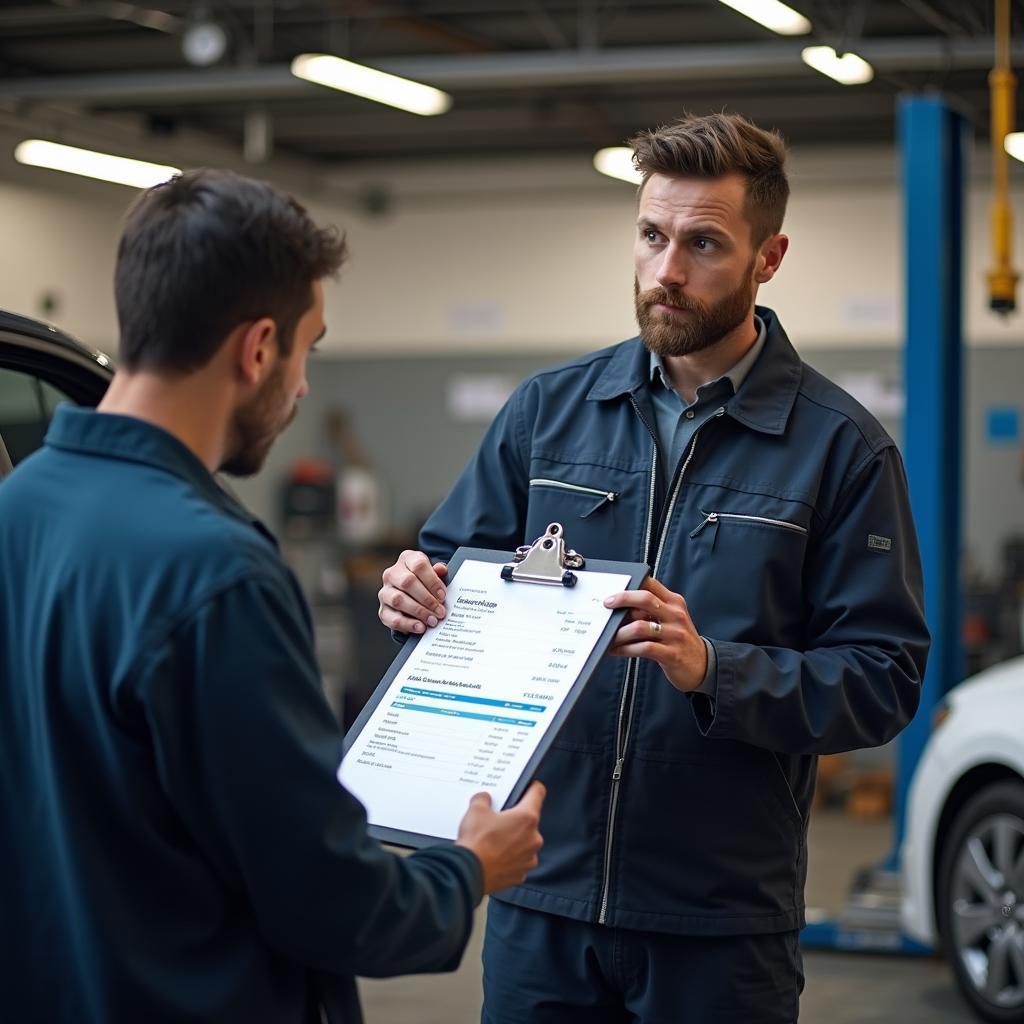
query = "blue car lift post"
xmin=800 ymin=95 xmax=967 ymax=955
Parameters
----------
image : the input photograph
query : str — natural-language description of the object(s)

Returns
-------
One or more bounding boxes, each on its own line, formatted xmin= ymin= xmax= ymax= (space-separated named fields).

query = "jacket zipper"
xmin=690 ymin=510 xmax=808 ymax=537
xmin=528 ymin=478 xmax=618 ymax=517
xmin=596 ymin=402 xmax=723 ymax=924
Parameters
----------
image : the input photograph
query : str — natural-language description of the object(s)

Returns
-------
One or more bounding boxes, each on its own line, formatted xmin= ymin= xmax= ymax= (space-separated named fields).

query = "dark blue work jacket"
xmin=421 ymin=307 xmax=929 ymax=936
xmin=0 ymin=407 xmax=482 ymax=1023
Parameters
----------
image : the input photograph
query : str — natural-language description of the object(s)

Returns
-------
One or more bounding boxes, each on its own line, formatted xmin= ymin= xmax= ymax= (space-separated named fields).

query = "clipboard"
xmin=340 ymin=524 xmax=648 ymax=849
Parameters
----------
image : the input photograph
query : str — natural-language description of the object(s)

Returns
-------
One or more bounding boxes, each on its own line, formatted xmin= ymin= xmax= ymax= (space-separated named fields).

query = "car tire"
xmin=937 ymin=780 xmax=1024 ymax=1023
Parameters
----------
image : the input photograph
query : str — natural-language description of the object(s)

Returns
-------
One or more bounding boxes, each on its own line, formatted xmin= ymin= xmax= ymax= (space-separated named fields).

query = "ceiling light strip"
xmin=718 ymin=0 xmax=811 ymax=36
xmin=291 ymin=54 xmax=451 ymax=116
xmin=13 ymin=139 xmax=180 ymax=188
xmin=801 ymin=45 xmax=874 ymax=85
xmin=593 ymin=147 xmax=642 ymax=185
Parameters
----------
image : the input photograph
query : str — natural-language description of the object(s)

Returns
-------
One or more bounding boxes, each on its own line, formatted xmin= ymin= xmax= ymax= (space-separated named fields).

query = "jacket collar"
xmin=45 ymin=405 xmax=266 ymax=532
xmin=586 ymin=305 xmax=802 ymax=436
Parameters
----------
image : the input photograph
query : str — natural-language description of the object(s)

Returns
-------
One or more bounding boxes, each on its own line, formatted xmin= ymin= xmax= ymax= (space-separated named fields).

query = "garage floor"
xmin=359 ymin=811 xmax=972 ymax=1023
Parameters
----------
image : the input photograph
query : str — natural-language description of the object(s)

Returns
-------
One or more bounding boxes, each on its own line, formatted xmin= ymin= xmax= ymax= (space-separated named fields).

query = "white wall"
xmin=1 ymin=145 xmax=1021 ymax=355
xmin=0 ymin=177 xmax=122 ymax=349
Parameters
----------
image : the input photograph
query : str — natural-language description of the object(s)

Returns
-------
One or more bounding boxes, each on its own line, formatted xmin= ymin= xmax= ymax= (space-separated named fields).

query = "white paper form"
xmin=339 ymin=559 xmax=630 ymax=840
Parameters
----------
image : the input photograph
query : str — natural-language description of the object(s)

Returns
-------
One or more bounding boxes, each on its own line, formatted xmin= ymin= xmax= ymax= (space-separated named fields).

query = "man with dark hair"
xmin=379 ymin=112 xmax=930 ymax=1021
xmin=0 ymin=168 xmax=545 ymax=1024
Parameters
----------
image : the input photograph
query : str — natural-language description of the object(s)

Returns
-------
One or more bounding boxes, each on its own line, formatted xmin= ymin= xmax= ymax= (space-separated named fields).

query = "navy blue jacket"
xmin=421 ymin=307 xmax=929 ymax=936
xmin=0 ymin=407 xmax=482 ymax=1023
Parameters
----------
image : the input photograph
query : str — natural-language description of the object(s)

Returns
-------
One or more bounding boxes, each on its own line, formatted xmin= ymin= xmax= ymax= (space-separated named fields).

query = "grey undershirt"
xmin=645 ymin=315 xmax=767 ymax=698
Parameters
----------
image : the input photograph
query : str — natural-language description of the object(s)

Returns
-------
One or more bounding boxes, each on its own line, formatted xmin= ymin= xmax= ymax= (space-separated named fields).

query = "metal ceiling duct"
xmin=1 ymin=38 xmax=1022 ymax=106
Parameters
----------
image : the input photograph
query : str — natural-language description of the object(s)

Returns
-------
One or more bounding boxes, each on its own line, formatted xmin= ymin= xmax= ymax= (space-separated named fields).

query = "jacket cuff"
xmin=694 ymin=637 xmax=717 ymax=696
xmin=447 ymin=843 xmax=486 ymax=907
xmin=689 ymin=638 xmax=734 ymax=738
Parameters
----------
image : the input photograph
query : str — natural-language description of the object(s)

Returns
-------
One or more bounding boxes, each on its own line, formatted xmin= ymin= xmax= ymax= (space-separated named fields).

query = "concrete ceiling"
xmin=0 ymin=0 xmax=1022 ymax=170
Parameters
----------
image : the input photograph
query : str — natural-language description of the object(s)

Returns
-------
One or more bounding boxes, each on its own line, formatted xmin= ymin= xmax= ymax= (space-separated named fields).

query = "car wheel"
xmin=938 ymin=781 xmax=1024 ymax=1022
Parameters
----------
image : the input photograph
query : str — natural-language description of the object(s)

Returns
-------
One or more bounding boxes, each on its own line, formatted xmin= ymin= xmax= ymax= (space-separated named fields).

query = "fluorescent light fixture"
xmin=801 ymin=45 xmax=874 ymax=85
xmin=593 ymin=147 xmax=642 ymax=185
xmin=291 ymin=53 xmax=451 ymax=116
xmin=1006 ymin=132 xmax=1024 ymax=163
xmin=718 ymin=0 xmax=811 ymax=35
xmin=14 ymin=139 xmax=179 ymax=188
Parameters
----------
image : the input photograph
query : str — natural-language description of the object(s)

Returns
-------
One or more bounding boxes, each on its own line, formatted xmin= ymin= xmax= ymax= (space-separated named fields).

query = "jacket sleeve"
xmin=420 ymin=386 xmax=531 ymax=562
xmin=127 ymin=571 xmax=483 ymax=979
xmin=694 ymin=444 xmax=930 ymax=754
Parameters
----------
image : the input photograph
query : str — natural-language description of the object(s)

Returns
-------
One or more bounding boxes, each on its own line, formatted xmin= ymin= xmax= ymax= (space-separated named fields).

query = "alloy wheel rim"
xmin=951 ymin=812 xmax=1024 ymax=1008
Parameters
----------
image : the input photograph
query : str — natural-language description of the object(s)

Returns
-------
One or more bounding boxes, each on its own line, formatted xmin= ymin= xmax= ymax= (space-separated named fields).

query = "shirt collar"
xmin=648 ymin=314 xmax=767 ymax=400
xmin=44 ymin=405 xmax=263 ymax=531
xmin=587 ymin=306 xmax=802 ymax=436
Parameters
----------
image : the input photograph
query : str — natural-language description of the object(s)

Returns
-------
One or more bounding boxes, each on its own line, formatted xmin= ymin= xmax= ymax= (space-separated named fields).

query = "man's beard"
xmin=220 ymin=364 xmax=297 ymax=478
xmin=634 ymin=266 xmax=755 ymax=358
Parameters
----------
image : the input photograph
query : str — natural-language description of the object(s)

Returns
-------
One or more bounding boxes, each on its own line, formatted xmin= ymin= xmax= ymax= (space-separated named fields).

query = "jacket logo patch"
xmin=867 ymin=534 xmax=892 ymax=552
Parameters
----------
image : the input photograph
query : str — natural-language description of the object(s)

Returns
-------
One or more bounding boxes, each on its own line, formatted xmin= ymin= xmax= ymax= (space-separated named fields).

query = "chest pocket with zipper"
xmin=690 ymin=509 xmax=808 ymax=542
xmin=524 ymin=463 xmax=647 ymax=564
xmin=683 ymin=503 xmax=811 ymax=647
xmin=529 ymin=478 xmax=618 ymax=518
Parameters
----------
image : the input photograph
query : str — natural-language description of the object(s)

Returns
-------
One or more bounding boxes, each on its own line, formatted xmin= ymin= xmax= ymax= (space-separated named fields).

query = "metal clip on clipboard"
xmin=500 ymin=522 xmax=586 ymax=587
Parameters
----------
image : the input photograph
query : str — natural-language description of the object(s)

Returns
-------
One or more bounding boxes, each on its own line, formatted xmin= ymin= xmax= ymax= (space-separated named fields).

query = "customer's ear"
xmin=235 ymin=317 xmax=278 ymax=387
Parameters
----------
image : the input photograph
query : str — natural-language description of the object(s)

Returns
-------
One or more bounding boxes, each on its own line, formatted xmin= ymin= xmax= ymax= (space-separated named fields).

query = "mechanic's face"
xmin=634 ymin=172 xmax=762 ymax=357
xmin=222 ymin=281 xmax=324 ymax=477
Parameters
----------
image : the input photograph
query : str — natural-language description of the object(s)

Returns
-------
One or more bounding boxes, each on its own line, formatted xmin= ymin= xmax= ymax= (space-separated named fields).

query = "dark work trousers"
xmin=481 ymin=900 xmax=803 ymax=1024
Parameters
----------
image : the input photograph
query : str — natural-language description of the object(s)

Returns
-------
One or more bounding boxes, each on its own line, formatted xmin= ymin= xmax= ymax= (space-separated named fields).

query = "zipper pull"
xmin=612 ymin=757 xmax=625 ymax=781
xmin=689 ymin=512 xmax=718 ymax=538
xmin=581 ymin=491 xmax=619 ymax=520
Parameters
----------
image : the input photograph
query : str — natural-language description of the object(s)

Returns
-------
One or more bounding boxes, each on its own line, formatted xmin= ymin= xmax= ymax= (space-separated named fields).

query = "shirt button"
xmin=685 ymin=410 xmax=695 ymax=419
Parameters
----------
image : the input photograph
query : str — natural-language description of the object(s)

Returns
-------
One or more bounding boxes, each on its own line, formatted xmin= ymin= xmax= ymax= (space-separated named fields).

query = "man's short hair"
xmin=629 ymin=112 xmax=789 ymax=244
xmin=115 ymin=168 xmax=347 ymax=373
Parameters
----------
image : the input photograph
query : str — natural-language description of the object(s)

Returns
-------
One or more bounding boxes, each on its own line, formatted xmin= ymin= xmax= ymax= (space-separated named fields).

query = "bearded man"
xmin=379 ymin=112 xmax=930 ymax=1023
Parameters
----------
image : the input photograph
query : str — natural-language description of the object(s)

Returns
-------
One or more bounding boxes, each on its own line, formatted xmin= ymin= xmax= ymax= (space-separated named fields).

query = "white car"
xmin=902 ymin=655 xmax=1024 ymax=1022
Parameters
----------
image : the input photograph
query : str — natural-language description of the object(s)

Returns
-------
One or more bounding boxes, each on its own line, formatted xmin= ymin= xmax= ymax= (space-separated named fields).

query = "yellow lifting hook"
xmin=987 ymin=0 xmax=1019 ymax=314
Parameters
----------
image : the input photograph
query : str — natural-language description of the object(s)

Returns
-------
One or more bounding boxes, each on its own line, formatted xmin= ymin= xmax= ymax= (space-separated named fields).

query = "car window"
xmin=39 ymin=379 xmax=69 ymax=419
xmin=0 ymin=367 xmax=73 ymax=466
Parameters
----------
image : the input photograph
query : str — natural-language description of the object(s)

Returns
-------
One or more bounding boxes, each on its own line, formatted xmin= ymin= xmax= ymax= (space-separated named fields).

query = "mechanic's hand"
xmin=456 ymin=782 xmax=546 ymax=893
xmin=603 ymin=577 xmax=708 ymax=693
xmin=378 ymin=550 xmax=448 ymax=635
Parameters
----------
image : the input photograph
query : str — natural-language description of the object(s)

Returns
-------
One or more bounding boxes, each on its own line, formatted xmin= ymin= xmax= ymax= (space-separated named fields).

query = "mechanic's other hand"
xmin=378 ymin=550 xmax=448 ymax=635
xmin=603 ymin=577 xmax=708 ymax=693
xmin=456 ymin=782 xmax=546 ymax=894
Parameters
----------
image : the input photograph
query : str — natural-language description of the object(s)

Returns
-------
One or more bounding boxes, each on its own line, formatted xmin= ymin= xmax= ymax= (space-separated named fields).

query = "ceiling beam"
xmin=1 ymin=37 xmax=1021 ymax=104
xmin=267 ymin=91 xmax=898 ymax=142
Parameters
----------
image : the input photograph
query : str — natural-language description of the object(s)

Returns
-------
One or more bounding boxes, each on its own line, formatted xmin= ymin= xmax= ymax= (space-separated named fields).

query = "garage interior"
xmin=1 ymin=1 xmax=1023 ymax=1022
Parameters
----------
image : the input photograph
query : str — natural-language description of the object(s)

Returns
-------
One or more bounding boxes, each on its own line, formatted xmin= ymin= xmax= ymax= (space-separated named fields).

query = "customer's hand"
xmin=378 ymin=549 xmax=448 ymax=635
xmin=456 ymin=782 xmax=546 ymax=893
xmin=603 ymin=577 xmax=708 ymax=693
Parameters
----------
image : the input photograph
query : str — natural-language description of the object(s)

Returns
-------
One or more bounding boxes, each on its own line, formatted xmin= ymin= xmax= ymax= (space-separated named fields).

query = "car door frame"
xmin=0 ymin=321 xmax=113 ymax=479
